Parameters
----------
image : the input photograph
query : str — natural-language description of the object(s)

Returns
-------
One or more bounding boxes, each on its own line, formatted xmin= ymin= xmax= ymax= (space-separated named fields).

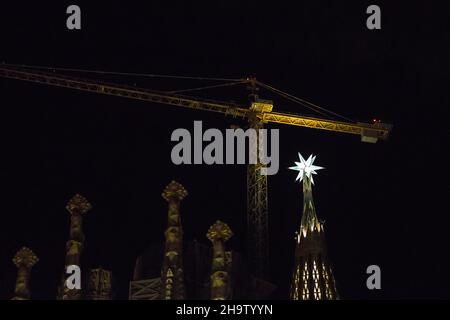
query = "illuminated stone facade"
xmin=290 ymin=176 xmax=339 ymax=300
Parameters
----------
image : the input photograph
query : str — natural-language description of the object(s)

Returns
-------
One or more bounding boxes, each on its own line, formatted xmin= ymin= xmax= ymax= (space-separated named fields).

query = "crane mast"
xmin=0 ymin=64 xmax=392 ymax=280
xmin=246 ymin=78 xmax=270 ymax=278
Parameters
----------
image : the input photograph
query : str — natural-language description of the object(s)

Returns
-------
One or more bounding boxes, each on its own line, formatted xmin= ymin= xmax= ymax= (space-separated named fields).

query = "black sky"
xmin=0 ymin=1 xmax=449 ymax=300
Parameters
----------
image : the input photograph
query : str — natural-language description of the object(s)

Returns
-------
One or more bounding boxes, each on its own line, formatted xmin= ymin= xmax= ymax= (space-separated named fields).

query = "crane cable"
xmin=1 ymin=63 xmax=245 ymax=83
xmin=166 ymin=80 xmax=248 ymax=94
xmin=1 ymin=62 xmax=355 ymax=122
xmin=256 ymin=80 xmax=355 ymax=123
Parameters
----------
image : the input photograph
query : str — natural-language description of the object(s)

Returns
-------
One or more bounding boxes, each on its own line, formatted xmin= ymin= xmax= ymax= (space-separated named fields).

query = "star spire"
xmin=289 ymin=153 xmax=324 ymax=184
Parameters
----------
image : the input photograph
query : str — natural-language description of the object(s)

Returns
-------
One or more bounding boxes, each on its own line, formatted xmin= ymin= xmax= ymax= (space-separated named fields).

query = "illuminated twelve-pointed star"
xmin=289 ymin=153 xmax=324 ymax=184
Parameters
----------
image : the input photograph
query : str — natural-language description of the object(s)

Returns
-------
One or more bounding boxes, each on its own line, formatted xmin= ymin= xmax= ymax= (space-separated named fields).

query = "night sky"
xmin=0 ymin=1 xmax=449 ymax=300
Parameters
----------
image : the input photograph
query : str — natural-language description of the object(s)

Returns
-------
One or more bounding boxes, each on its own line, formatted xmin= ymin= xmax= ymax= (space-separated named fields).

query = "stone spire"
xmin=207 ymin=220 xmax=233 ymax=300
xmin=59 ymin=193 xmax=92 ymax=300
xmin=161 ymin=181 xmax=188 ymax=300
xmin=289 ymin=154 xmax=338 ymax=300
xmin=12 ymin=247 xmax=38 ymax=300
xmin=299 ymin=177 xmax=323 ymax=238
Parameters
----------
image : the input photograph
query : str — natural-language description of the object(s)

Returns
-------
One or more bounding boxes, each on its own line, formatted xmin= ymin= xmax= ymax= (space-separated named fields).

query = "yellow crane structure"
xmin=0 ymin=64 xmax=392 ymax=279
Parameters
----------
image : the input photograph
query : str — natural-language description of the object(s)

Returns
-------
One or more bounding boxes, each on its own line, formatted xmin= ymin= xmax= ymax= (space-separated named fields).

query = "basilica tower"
xmin=289 ymin=153 xmax=338 ymax=300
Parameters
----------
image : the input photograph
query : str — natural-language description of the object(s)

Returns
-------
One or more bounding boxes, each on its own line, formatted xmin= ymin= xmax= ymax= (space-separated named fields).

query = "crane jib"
xmin=0 ymin=65 xmax=392 ymax=143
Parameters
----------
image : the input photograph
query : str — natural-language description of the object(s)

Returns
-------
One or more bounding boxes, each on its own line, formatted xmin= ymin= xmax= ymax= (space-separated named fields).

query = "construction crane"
xmin=0 ymin=64 xmax=392 ymax=280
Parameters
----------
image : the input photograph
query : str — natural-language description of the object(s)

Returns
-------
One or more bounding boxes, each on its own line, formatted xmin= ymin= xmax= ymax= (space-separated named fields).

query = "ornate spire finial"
xmin=162 ymin=181 xmax=188 ymax=202
xmin=66 ymin=194 xmax=92 ymax=215
xmin=289 ymin=153 xmax=324 ymax=236
xmin=13 ymin=247 xmax=38 ymax=269
xmin=289 ymin=153 xmax=324 ymax=184
xmin=207 ymin=220 xmax=233 ymax=242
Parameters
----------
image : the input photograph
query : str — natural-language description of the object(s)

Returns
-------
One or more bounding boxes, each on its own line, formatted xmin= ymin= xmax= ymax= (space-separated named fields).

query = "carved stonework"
xmin=210 ymin=271 xmax=229 ymax=300
xmin=165 ymin=226 xmax=181 ymax=261
xmin=61 ymin=283 xmax=82 ymax=300
xmin=65 ymin=240 xmax=83 ymax=266
xmin=162 ymin=181 xmax=188 ymax=202
xmin=58 ymin=193 xmax=91 ymax=300
xmin=13 ymin=247 xmax=39 ymax=269
xmin=66 ymin=194 xmax=92 ymax=215
xmin=207 ymin=221 xmax=233 ymax=300
xmin=12 ymin=247 xmax=38 ymax=300
xmin=161 ymin=181 xmax=187 ymax=300
xmin=88 ymin=268 xmax=113 ymax=300
xmin=207 ymin=220 xmax=233 ymax=243
xmin=289 ymin=160 xmax=339 ymax=300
